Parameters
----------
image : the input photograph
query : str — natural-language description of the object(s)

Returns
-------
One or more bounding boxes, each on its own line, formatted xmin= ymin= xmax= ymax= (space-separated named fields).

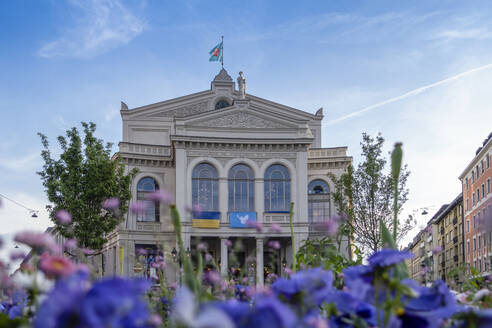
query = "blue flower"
xmin=34 ymin=271 xmax=89 ymax=328
xmin=405 ymin=280 xmax=460 ymax=319
xmin=244 ymin=296 xmax=297 ymax=328
xmin=211 ymin=299 xmax=250 ymax=326
xmin=80 ymin=277 xmax=151 ymax=328
xmin=368 ymin=249 xmax=413 ymax=268
xmin=273 ymin=268 xmax=334 ymax=308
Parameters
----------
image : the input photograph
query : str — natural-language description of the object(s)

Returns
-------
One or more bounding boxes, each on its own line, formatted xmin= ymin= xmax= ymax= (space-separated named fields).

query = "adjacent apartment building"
xmin=434 ymin=194 xmax=464 ymax=283
xmin=459 ymin=133 xmax=492 ymax=276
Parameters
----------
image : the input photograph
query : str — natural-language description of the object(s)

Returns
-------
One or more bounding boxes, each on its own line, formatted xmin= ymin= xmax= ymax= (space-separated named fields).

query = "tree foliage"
xmin=38 ymin=122 xmax=136 ymax=250
xmin=331 ymin=133 xmax=414 ymax=255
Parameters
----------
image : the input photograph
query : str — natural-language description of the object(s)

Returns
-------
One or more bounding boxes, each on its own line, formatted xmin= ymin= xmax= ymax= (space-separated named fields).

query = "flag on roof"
xmin=209 ymin=42 xmax=223 ymax=62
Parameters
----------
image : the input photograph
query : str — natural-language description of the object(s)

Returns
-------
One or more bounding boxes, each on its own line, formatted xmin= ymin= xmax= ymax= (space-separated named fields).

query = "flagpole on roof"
xmin=221 ymin=35 xmax=224 ymax=68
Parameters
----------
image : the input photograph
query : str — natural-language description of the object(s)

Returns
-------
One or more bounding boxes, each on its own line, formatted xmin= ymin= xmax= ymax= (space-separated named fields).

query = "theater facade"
xmin=103 ymin=68 xmax=352 ymax=285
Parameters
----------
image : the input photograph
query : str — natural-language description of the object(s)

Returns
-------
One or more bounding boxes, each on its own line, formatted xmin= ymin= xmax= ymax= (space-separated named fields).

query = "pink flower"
xmin=205 ymin=253 xmax=213 ymax=262
xmin=145 ymin=190 xmax=173 ymax=204
xmin=224 ymin=239 xmax=232 ymax=247
xmin=130 ymin=201 xmax=147 ymax=214
xmin=9 ymin=250 xmax=26 ymax=261
xmin=39 ymin=253 xmax=76 ymax=277
xmin=268 ymin=240 xmax=281 ymax=249
xmin=269 ymin=223 xmax=282 ymax=233
xmin=55 ymin=210 xmax=72 ymax=224
xmin=14 ymin=231 xmax=57 ymax=252
xmin=102 ymin=197 xmax=120 ymax=209
xmin=64 ymin=239 xmax=77 ymax=250
xmin=204 ymin=270 xmax=221 ymax=285
xmin=283 ymin=267 xmax=293 ymax=275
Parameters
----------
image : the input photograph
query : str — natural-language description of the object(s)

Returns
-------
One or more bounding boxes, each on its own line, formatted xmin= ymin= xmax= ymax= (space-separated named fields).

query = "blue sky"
xmin=1 ymin=0 xmax=492 ymax=256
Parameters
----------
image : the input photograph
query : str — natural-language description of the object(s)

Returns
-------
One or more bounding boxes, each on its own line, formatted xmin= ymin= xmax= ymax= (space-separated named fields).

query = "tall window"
xmin=264 ymin=164 xmax=290 ymax=212
xmin=228 ymin=164 xmax=254 ymax=211
xmin=192 ymin=163 xmax=219 ymax=211
xmin=137 ymin=177 xmax=160 ymax=222
xmin=308 ymin=179 xmax=330 ymax=223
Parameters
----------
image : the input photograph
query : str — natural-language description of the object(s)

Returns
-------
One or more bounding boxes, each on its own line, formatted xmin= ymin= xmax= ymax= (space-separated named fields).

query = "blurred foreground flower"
xmin=39 ymin=253 xmax=76 ymax=278
xmin=55 ymin=210 xmax=71 ymax=224
xmin=14 ymin=231 xmax=58 ymax=253
xmin=101 ymin=197 xmax=120 ymax=209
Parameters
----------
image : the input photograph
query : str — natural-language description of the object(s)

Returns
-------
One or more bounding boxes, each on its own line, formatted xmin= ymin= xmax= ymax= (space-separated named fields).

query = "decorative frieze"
xmin=149 ymin=101 xmax=210 ymax=118
xmin=193 ymin=112 xmax=289 ymax=129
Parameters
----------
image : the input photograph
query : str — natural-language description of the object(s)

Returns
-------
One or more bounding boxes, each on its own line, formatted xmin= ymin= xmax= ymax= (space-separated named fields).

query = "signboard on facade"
xmin=192 ymin=211 xmax=221 ymax=228
xmin=229 ymin=212 xmax=257 ymax=228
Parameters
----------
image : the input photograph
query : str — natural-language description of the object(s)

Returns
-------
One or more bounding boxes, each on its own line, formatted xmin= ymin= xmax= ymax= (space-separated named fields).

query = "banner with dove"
xmin=229 ymin=212 xmax=257 ymax=228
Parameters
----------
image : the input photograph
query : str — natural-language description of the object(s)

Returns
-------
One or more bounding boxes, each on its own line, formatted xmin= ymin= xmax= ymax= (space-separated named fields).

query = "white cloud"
xmin=0 ymin=152 xmax=40 ymax=172
xmin=433 ymin=27 xmax=492 ymax=41
xmin=39 ymin=0 xmax=145 ymax=58
xmin=104 ymin=104 xmax=120 ymax=122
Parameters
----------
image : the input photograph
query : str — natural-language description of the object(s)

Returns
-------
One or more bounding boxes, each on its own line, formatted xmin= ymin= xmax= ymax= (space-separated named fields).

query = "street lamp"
xmin=171 ymin=247 xmax=177 ymax=262
xmin=282 ymin=257 xmax=287 ymax=268
xmin=186 ymin=248 xmax=191 ymax=257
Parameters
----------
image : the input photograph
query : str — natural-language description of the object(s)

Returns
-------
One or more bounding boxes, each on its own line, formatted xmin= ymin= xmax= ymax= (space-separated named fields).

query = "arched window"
xmin=228 ymin=164 xmax=254 ymax=211
xmin=215 ymin=99 xmax=230 ymax=110
xmin=264 ymin=164 xmax=290 ymax=212
xmin=308 ymin=179 xmax=330 ymax=223
xmin=192 ymin=163 xmax=219 ymax=211
xmin=137 ymin=177 xmax=160 ymax=222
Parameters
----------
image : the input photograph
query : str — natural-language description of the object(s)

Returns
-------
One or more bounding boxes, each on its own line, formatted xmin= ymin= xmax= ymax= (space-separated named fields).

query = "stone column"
xmin=296 ymin=151 xmax=308 ymax=224
xmin=219 ymin=177 xmax=228 ymax=224
xmin=175 ymin=148 xmax=187 ymax=219
xmin=256 ymin=238 xmax=264 ymax=286
xmin=220 ymin=238 xmax=229 ymax=277
xmin=255 ymin=177 xmax=264 ymax=224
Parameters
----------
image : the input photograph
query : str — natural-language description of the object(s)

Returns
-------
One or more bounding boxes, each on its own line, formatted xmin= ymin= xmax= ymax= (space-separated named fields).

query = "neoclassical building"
xmin=103 ymin=68 xmax=352 ymax=285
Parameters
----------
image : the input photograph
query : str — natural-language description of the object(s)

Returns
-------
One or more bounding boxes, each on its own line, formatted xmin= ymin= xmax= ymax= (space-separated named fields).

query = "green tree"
xmin=332 ymin=133 xmax=413 ymax=255
xmin=38 ymin=122 xmax=136 ymax=250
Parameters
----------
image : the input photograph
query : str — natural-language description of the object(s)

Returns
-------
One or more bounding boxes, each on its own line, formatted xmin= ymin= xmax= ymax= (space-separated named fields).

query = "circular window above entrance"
xmin=215 ymin=99 xmax=231 ymax=110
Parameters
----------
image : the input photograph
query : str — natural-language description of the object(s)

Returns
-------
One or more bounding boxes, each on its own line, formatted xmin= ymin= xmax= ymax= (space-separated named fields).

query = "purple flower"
xmin=225 ymin=239 xmax=232 ymax=247
xmin=269 ymin=223 xmax=282 ymax=233
xmin=203 ymin=270 xmax=221 ymax=286
xmin=247 ymin=220 xmax=263 ymax=232
xmin=130 ymin=201 xmax=147 ymax=215
xmin=101 ymin=197 xmax=120 ymax=209
xmin=64 ymin=239 xmax=77 ymax=250
xmin=368 ymin=249 xmax=413 ymax=268
xmin=197 ymin=242 xmax=208 ymax=252
xmin=315 ymin=217 xmax=339 ymax=236
xmin=55 ymin=210 xmax=72 ymax=224
xmin=14 ymin=231 xmax=58 ymax=252
xmin=145 ymin=190 xmax=173 ymax=204
xmin=432 ymin=246 xmax=443 ymax=255
xmin=9 ymin=250 xmax=26 ymax=261
xmin=268 ymin=240 xmax=281 ymax=249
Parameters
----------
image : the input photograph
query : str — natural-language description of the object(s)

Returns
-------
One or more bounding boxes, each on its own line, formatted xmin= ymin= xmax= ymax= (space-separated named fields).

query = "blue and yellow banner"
xmin=192 ymin=211 xmax=220 ymax=228
xmin=229 ymin=212 xmax=257 ymax=228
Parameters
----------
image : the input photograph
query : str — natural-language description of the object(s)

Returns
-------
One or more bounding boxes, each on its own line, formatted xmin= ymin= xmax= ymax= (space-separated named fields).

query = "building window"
xmin=467 ymin=240 xmax=470 ymax=253
xmin=466 ymin=199 xmax=469 ymax=211
xmin=228 ymin=164 xmax=254 ymax=212
xmin=264 ymin=164 xmax=291 ymax=212
xmin=478 ymin=235 xmax=481 ymax=249
xmin=487 ymin=154 xmax=490 ymax=169
xmin=477 ymin=189 xmax=480 ymax=202
xmin=481 ymin=160 xmax=484 ymax=173
xmin=476 ymin=166 xmax=479 ymax=179
xmin=466 ymin=178 xmax=469 ymax=191
xmin=467 ymin=220 xmax=469 ymax=232
xmin=192 ymin=163 xmax=219 ymax=212
xmin=474 ymin=238 xmax=476 ymax=251
xmin=136 ymin=177 xmax=160 ymax=222
xmin=482 ymin=184 xmax=485 ymax=199
xmin=473 ymin=216 xmax=476 ymax=228
xmin=487 ymin=179 xmax=490 ymax=194
xmin=308 ymin=179 xmax=330 ymax=223
xmin=473 ymin=193 xmax=475 ymax=206
xmin=215 ymin=99 xmax=230 ymax=110
xmin=472 ymin=171 xmax=475 ymax=183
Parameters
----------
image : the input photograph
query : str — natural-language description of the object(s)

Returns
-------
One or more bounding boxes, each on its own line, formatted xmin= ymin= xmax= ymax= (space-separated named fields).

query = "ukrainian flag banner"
xmin=192 ymin=211 xmax=221 ymax=228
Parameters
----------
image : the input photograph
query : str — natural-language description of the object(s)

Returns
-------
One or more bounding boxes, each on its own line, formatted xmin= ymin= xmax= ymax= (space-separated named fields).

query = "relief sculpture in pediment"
xmin=150 ymin=101 xmax=210 ymax=118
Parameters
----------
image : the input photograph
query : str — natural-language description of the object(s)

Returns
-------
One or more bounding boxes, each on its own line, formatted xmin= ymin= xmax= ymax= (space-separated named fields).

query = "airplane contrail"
xmin=325 ymin=63 xmax=492 ymax=126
